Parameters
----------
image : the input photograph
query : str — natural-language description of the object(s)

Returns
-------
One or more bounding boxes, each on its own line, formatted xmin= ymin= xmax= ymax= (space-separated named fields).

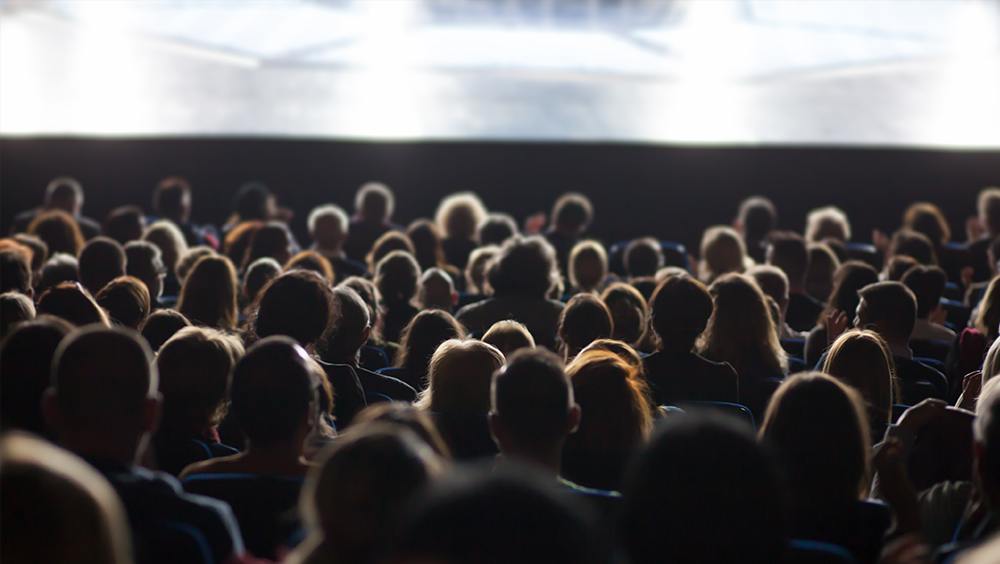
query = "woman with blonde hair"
xmin=822 ymin=330 xmax=896 ymax=438
xmin=562 ymin=349 xmax=654 ymax=491
xmin=177 ymin=255 xmax=239 ymax=330
xmin=416 ymin=339 xmax=505 ymax=460
xmin=759 ymin=372 xmax=878 ymax=562
xmin=568 ymin=240 xmax=608 ymax=293
xmin=974 ymin=275 xmax=1000 ymax=342
xmin=698 ymin=273 xmax=787 ymax=415
xmin=698 ymin=225 xmax=751 ymax=283
xmin=144 ymin=219 xmax=189 ymax=296
xmin=436 ymin=192 xmax=487 ymax=269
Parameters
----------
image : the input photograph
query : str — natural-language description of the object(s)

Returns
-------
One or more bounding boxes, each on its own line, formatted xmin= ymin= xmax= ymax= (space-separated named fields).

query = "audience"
xmin=124 ymin=241 xmax=166 ymax=306
xmin=0 ymin=316 xmax=73 ymax=436
xmin=558 ymin=293 xmax=614 ymax=361
xmin=823 ymin=330 xmax=896 ymax=439
xmin=481 ymin=319 xmax=536 ymax=357
xmin=545 ymin=192 xmax=594 ymax=274
xmin=806 ymin=242 xmax=840 ymax=303
xmin=103 ymin=205 xmax=146 ymax=246
xmin=418 ymin=267 xmax=457 ymax=311
xmin=152 ymin=176 xmax=216 ymax=248
xmin=477 ymin=212 xmax=519 ymax=246
xmin=176 ymin=255 xmax=239 ymax=330
xmin=28 ymin=209 xmax=85 ymax=257
xmin=903 ymin=264 xmax=956 ymax=343
xmin=600 ymin=282 xmax=649 ymax=348
xmin=308 ymin=203 xmax=367 ymax=278
xmin=735 ymin=195 xmax=778 ymax=264
xmin=345 ymin=182 xmax=400 ymax=263
xmin=374 ymin=249 xmax=421 ymax=343
xmin=95 ymin=276 xmax=152 ymax=329
xmin=12 ymin=177 xmax=100 ymax=239
xmin=140 ymin=308 xmax=190 ymax=352
xmin=804 ymin=260 xmax=879 ymax=366
xmin=768 ymin=230 xmax=824 ymax=332
xmin=806 ymin=205 xmax=852 ymax=243
xmin=698 ymin=225 xmax=749 ymax=283
xmin=37 ymin=282 xmax=110 ymax=327
xmin=391 ymin=309 xmax=467 ymax=391
xmin=78 ymin=236 xmax=127 ymax=294
xmin=568 ymin=239 xmax=608 ymax=293
xmin=0 ymin=291 xmax=35 ymax=337
xmin=436 ymin=192 xmax=487 ymax=269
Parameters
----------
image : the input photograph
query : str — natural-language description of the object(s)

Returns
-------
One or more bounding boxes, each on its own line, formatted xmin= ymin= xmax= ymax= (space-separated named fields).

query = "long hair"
xmin=698 ymin=226 xmax=749 ymax=284
xmin=396 ymin=310 xmax=467 ymax=388
xmin=823 ymin=330 xmax=896 ymax=429
xmin=975 ymin=275 xmax=1000 ymax=342
xmin=698 ymin=273 xmax=788 ymax=378
xmin=416 ymin=339 xmax=504 ymax=414
xmin=177 ymin=256 xmax=239 ymax=330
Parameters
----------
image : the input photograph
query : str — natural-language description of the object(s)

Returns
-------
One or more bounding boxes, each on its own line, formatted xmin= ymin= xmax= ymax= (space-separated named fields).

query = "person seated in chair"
xmin=902 ymin=264 xmax=956 ymax=344
xmin=767 ymin=231 xmax=824 ymax=332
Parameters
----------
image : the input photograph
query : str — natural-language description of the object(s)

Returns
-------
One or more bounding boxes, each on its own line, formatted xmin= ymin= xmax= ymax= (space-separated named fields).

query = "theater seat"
xmin=845 ymin=243 xmax=882 ymax=271
xmin=786 ymin=539 xmax=859 ymax=564
xmin=672 ymin=401 xmax=756 ymax=429
xmin=143 ymin=521 xmax=216 ymax=564
xmin=940 ymin=299 xmax=970 ymax=329
xmin=910 ymin=339 xmax=952 ymax=363
xmin=781 ymin=337 xmax=806 ymax=357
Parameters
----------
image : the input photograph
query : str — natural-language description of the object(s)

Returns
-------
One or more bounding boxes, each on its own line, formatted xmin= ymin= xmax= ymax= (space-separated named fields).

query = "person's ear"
xmin=142 ymin=394 xmax=162 ymax=434
xmin=41 ymin=388 xmax=61 ymax=435
xmin=566 ymin=403 xmax=582 ymax=435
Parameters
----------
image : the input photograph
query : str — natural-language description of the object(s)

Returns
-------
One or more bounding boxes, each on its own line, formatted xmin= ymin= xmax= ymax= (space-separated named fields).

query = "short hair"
xmin=857 ymin=281 xmax=917 ymax=341
xmin=698 ymin=225 xmax=748 ymax=283
xmin=36 ymin=253 xmax=79 ymax=296
xmin=175 ymin=246 xmax=216 ymax=285
xmin=78 ymin=237 xmax=126 ymax=295
xmin=243 ymin=221 xmax=293 ymax=269
xmin=974 ymin=275 xmax=1000 ymax=341
xmin=233 ymin=182 xmax=272 ymax=221
xmin=491 ymin=348 xmax=573 ymax=447
xmin=766 ymin=230 xmax=808 ymax=286
xmin=559 ymin=294 xmax=613 ymax=358
xmin=27 ymin=210 xmax=84 ymax=257
xmin=979 ymin=187 xmax=1000 ymax=234
xmin=901 ymin=265 xmax=947 ymax=319
xmin=285 ymin=250 xmax=335 ymax=283
xmin=579 ymin=339 xmax=645 ymax=372
xmin=355 ymin=182 xmax=394 ymax=221
xmin=102 ymin=206 xmax=145 ymax=245
xmin=890 ymin=229 xmax=937 ymax=265
xmin=52 ymin=326 xmax=155 ymax=427
xmin=481 ymin=319 xmax=535 ymax=357
xmin=367 ymin=231 xmax=415 ymax=274
xmin=177 ymin=255 xmax=239 ymax=329
xmin=396 ymin=310 xmax=467 ymax=387
xmin=436 ymin=192 xmax=487 ymax=240
xmin=823 ymin=330 xmax=895 ymax=427
xmin=0 ymin=433 xmax=132 ymax=564
xmin=419 ymin=267 xmax=456 ymax=311
xmin=143 ymin=220 xmax=189 ymax=276
xmin=157 ymin=326 xmax=244 ymax=433
xmin=488 ymin=235 xmax=559 ymax=299
xmin=140 ymin=309 xmax=190 ymax=352
xmin=152 ymin=176 xmax=191 ymax=220
xmin=551 ymin=192 xmax=593 ymax=232
xmin=568 ymin=240 xmax=608 ymax=292
xmin=37 ymin=283 xmax=109 ymax=327
xmin=232 ymin=336 xmax=315 ymax=445
xmin=406 ymin=219 xmax=446 ymax=270
xmin=307 ymin=204 xmax=348 ymax=241
xmin=418 ymin=339 xmax=505 ymax=414
xmin=737 ymin=196 xmax=778 ymax=242
xmin=805 ymin=243 xmax=840 ymax=303
xmin=625 ymin=238 xmax=663 ymax=278
xmin=619 ymin=414 xmax=786 ymax=564
xmin=747 ymin=264 xmax=789 ymax=308
xmin=826 ymin=261 xmax=879 ymax=321
xmin=760 ymin=372 xmax=871 ymax=505
xmin=477 ymin=212 xmax=519 ymax=246
xmin=0 ymin=292 xmax=35 ymax=337
xmin=12 ymin=233 xmax=48 ymax=273
xmin=650 ymin=274 xmax=713 ymax=352
xmin=0 ymin=246 xmax=32 ymax=294
xmin=0 ymin=317 xmax=73 ymax=434
xmin=243 ymin=257 xmax=281 ymax=304
xmin=252 ymin=269 xmax=335 ymax=347
xmin=325 ymin=286 xmax=370 ymax=361
xmin=465 ymin=245 xmax=500 ymax=294
xmin=44 ymin=176 xmax=84 ymax=208
xmin=600 ymin=282 xmax=648 ymax=346
xmin=903 ymin=202 xmax=950 ymax=246
xmin=95 ymin=276 xmax=151 ymax=330
xmin=124 ymin=241 xmax=165 ymax=301
xmin=805 ymin=206 xmax=851 ymax=242
xmin=375 ymin=250 xmax=420 ymax=306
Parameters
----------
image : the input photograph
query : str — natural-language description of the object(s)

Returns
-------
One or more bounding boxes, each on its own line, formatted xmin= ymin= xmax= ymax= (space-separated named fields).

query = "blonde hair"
xmin=975 ymin=275 xmax=1000 ymax=341
xmin=805 ymin=206 xmax=851 ymax=243
xmin=143 ymin=220 xmax=189 ymax=275
xmin=416 ymin=339 xmax=505 ymax=413
xmin=698 ymin=225 xmax=750 ymax=283
xmin=568 ymin=240 xmax=608 ymax=292
xmin=482 ymin=320 xmax=535 ymax=357
xmin=435 ymin=192 xmax=487 ymax=241
xmin=465 ymin=245 xmax=499 ymax=294
xmin=823 ymin=330 xmax=896 ymax=428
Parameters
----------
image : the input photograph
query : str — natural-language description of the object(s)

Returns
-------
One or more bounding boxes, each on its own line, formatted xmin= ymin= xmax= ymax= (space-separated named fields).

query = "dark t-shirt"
xmin=643 ymin=349 xmax=739 ymax=406
xmin=786 ymin=291 xmax=825 ymax=333
xmin=316 ymin=360 xmax=368 ymax=428
xmin=12 ymin=208 xmax=101 ymax=239
xmin=355 ymin=365 xmax=418 ymax=404
xmin=456 ymin=296 xmax=565 ymax=349
xmin=343 ymin=219 xmax=401 ymax=263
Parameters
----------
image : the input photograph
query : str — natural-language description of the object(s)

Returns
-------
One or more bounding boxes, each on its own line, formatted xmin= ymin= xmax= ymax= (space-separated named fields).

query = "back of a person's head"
xmin=568 ymin=240 xmax=607 ymax=292
xmin=760 ymin=372 xmax=870 ymax=505
xmin=175 ymin=246 xmax=216 ymax=289
xmin=477 ymin=212 xmax=519 ymax=246
xmin=747 ymin=264 xmax=789 ymax=309
xmin=44 ymin=176 xmax=84 ymax=212
xmin=974 ymin=377 xmax=1000 ymax=496
xmin=37 ymin=282 xmax=110 ymax=327
xmin=420 ymin=339 xmax=505 ymax=414
xmin=0 ymin=432 xmax=133 ymax=564
xmin=397 ymin=310 xmax=467 ymax=379
xmin=650 ymin=274 xmax=713 ymax=352
xmin=143 ymin=219 xmax=188 ymax=274
xmin=78 ymin=237 xmax=126 ymax=295
xmin=890 ymin=229 xmax=937 ymax=266
xmin=245 ymin=221 xmax=293 ymax=269
xmin=355 ymin=182 xmax=394 ymax=222
xmin=805 ymin=206 xmax=851 ymax=242
xmin=619 ymin=414 xmax=786 ymax=564
xmin=979 ymin=187 xmax=1000 ymax=235
xmin=550 ymin=192 xmax=594 ymax=233
xmin=0 ymin=292 xmax=35 ymax=338
xmin=976 ymin=275 xmax=1000 ymax=341
xmin=737 ymin=196 xmax=778 ymax=242
xmin=300 ymin=425 xmax=439 ymax=564
xmin=0 ymin=245 xmax=32 ymax=295
xmin=308 ymin=203 xmax=349 ymax=248
xmin=600 ymin=283 xmax=648 ymax=346
xmin=766 ymin=230 xmax=808 ymax=287
xmin=157 ymin=326 xmax=244 ymax=434
xmin=465 ymin=245 xmax=499 ymax=295
xmin=285 ymin=250 xmax=334 ymax=283
xmin=368 ymin=231 xmax=416 ymax=273
xmin=36 ymin=252 xmax=79 ymax=296
xmin=253 ymin=269 xmax=334 ymax=347
xmin=491 ymin=348 xmax=574 ymax=451
xmin=375 ymin=250 xmax=420 ymax=306
xmin=805 ymin=243 xmax=840 ymax=302
xmin=828 ymin=261 xmax=879 ymax=318
xmin=903 ymin=202 xmax=950 ymax=246
xmin=153 ymin=176 xmax=191 ymax=221
xmin=177 ymin=255 xmax=238 ymax=329
xmin=0 ymin=317 xmax=73 ymax=435
xmin=481 ymin=319 xmax=535 ymax=358
xmin=559 ymin=293 xmax=613 ymax=357
xmin=232 ymin=336 xmax=314 ymax=446
xmin=102 ymin=206 xmax=146 ymax=245
xmin=901 ymin=264 xmax=947 ymax=320
xmin=12 ymin=233 xmax=48 ymax=274
xmin=700 ymin=273 xmax=786 ymax=375
xmin=243 ymin=257 xmax=282 ymax=304
xmin=124 ymin=241 xmax=164 ymax=301
xmin=858 ymin=281 xmax=917 ymax=342
xmin=51 ymin=326 xmax=156 ymax=431
xmin=822 ymin=330 xmax=895 ymax=427
xmin=233 ymin=181 xmax=271 ymax=221
xmin=488 ymin=235 xmax=559 ymax=299
xmin=95 ymin=276 xmax=151 ymax=330
xmin=405 ymin=219 xmax=445 ymax=270
xmin=579 ymin=338 xmax=644 ymax=372
xmin=390 ymin=465 xmax=607 ymax=564
xmin=436 ymin=192 xmax=487 ymax=241
xmin=140 ymin=308 xmax=190 ymax=352
xmin=698 ymin=225 xmax=748 ymax=283
xmin=352 ymin=403 xmax=452 ymax=459
xmin=625 ymin=237 xmax=663 ymax=278
xmin=419 ymin=267 xmax=456 ymax=311
xmin=324 ymin=286 xmax=370 ymax=362
xmin=28 ymin=210 xmax=84 ymax=256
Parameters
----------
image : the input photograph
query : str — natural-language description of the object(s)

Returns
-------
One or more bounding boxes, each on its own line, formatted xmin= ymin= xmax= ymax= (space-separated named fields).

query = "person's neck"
xmin=502 ymin=443 xmax=563 ymax=477
xmin=61 ymin=433 xmax=141 ymax=468
xmin=240 ymin=440 xmax=308 ymax=475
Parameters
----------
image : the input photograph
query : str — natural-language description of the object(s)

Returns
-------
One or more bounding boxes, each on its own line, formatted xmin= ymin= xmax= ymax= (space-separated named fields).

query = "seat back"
xmin=673 ymin=401 xmax=756 ymax=429
xmin=786 ymin=539 xmax=859 ymax=564
xmin=910 ymin=339 xmax=952 ymax=363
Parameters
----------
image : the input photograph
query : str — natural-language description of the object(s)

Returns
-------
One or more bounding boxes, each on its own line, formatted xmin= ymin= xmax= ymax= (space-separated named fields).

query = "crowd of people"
xmin=1 ymin=175 xmax=999 ymax=564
